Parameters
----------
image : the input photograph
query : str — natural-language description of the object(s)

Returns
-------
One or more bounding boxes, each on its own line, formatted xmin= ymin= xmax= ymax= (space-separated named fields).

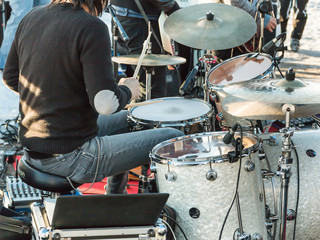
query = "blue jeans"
xmin=0 ymin=0 xmax=50 ymax=69
xmin=25 ymin=111 xmax=184 ymax=193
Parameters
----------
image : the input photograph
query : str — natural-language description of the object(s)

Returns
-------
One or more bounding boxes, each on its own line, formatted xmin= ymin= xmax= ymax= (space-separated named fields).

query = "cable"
xmin=159 ymin=214 xmax=188 ymax=240
xmin=160 ymin=219 xmax=177 ymax=240
xmin=219 ymin=125 xmax=243 ymax=240
xmin=0 ymin=115 xmax=20 ymax=145
xmin=291 ymin=139 xmax=299 ymax=240
xmin=67 ymin=137 xmax=101 ymax=193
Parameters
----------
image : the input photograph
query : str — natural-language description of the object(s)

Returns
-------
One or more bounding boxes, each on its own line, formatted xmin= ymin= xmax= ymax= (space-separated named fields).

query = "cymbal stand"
xmin=144 ymin=42 xmax=154 ymax=101
xmin=278 ymin=104 xmax=295 ymax=240
xmin=202 ymin=51 xmax=215 ymax=102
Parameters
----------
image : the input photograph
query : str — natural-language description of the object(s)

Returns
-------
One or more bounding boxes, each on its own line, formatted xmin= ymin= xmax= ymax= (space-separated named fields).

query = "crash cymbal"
xmin=164 ymin=3 xmax=257 ymax=50
xmin=222 ymin=77 xmax=320 ymax=105
xmin=112 ymin=54 xmax=186 ymax=66
xmin=221 ymin=94 xmax=320 ymax=120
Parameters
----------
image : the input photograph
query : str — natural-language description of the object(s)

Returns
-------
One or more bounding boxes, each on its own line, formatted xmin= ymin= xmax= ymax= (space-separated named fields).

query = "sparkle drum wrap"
xmin=151 ymin=132 xmax=269 ymax=240
xmin=261 ymin=129 xmax=320 ymax=240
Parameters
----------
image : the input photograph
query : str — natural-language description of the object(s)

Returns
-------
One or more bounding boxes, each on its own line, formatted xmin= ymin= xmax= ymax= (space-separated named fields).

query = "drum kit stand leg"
xmin=277 ymin=104 xmax=295 ymax=240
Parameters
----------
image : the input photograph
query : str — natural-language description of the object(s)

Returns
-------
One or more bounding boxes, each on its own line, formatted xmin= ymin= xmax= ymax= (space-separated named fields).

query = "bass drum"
xmin=260 ymin=129 xmax=320 ymax=240
xmin=151 ymin=132 xmax=269 ymax=240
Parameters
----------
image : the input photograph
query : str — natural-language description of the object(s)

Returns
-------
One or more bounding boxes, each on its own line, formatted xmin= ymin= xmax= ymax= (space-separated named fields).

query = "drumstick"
xmin=124 ymin=99 xmax=163 ymax=109
xmin=133 ymin=31 xmax=152 ymax=79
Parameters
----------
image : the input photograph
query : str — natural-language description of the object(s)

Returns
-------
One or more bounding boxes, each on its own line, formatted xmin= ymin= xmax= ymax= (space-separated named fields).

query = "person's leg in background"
xmin=280 ymin=0 xmax=293 ymax=36
xmin=290 ymin=0 xmax=308 ymax=52
xmin=0 ymin=0 xmax=33 ymax=69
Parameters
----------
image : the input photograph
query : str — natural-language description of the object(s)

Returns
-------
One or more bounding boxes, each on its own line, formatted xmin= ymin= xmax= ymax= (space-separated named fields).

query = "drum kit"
xmin=112 ymin=3 xmax=320 ymax=240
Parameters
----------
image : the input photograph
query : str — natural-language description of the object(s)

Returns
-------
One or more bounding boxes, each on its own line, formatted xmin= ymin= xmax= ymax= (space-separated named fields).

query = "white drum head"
xmin=130 ymin=97 xmax=212 ymax=122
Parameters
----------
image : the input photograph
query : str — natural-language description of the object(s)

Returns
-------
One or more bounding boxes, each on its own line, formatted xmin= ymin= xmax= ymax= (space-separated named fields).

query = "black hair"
xmin=50 ymin=0 xmax=108 ymax=16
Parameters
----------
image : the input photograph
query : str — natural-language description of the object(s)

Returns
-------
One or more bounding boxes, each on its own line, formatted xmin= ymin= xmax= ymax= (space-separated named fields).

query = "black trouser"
xmin=280 ymin=0 xmax=308 ymax=40
xmin=115 ymin=16 xmax=167 ymax=101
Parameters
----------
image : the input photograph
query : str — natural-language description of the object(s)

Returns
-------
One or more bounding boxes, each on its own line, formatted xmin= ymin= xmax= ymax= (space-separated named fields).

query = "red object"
xmin=78 ymin=178 xmax=139 ymax=195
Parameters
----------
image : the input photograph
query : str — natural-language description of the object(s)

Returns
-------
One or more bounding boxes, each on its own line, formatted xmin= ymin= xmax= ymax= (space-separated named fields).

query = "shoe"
xmin=290 ymin=38 xmax=300 ymax=52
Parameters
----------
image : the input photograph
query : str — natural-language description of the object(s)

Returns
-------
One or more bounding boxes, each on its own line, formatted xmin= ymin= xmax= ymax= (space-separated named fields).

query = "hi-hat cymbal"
xmin=112 ymin=54 xmax=186 ymax=66
xmin=164 ymin=3 xmax=257 ymax=50
xmin=221 ymin=94 xmax=320 ymax=120
xmin=222 ymin=77 xmax=320 ymax=105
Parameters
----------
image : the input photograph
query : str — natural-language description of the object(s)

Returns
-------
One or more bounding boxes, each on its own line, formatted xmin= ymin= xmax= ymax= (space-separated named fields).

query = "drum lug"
xmin=206 ymin=170 xmax=217 ymax=181
xmin=244 ymin=161 xmax=255 ymax=172
xmin=165 ymin=171 xmax=177 ymax=182
xmin=287 ymin=209 xmax=296 ymax=221
xmin=150 ymin=163 xmax=157 ymax=173
xmin=252 ymin=233 xmax=263 ymax=240
xmin=233 ymin=229 xmax=251 ymax=240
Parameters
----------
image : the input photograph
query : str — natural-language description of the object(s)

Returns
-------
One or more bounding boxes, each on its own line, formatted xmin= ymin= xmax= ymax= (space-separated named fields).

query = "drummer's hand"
xmin=265 ymin=17 xmax=277 ymax=32
xmin=119 ymin=77 xmax=140 ymax=100
xmin=167 ymin=65 xmax=175 ymax=70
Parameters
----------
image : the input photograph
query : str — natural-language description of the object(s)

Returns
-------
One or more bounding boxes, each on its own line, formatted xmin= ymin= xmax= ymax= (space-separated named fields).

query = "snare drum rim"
xmin=128 ymin=97 xmax=213 ymax=127
xmin=207 ymin=52 xmax=273 ymax=89
xmin=150 ymin=131 xmax=260 ymax=166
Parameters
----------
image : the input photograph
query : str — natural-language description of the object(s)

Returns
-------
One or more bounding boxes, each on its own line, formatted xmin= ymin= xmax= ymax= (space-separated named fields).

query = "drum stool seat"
xmin=18 ymin=156 xmax=81 ymax=193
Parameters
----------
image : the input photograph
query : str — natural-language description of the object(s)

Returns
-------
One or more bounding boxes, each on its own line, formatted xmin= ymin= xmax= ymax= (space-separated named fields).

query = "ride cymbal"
xmin=163 ymin=3 xmax=257 ymax=50
xmin=112 ymin=54 xmax=186 ymax=66
xmin=222 ymin=77 xmax=320 ymax=105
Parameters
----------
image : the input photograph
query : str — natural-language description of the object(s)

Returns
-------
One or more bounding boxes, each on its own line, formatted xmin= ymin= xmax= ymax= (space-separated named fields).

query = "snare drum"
xmin=151 ymin=132 xmax=268 ymax=240
xmin=207 ymin=53 xmax=273 ymax=130
xmin=261 ymin=129 xmax=320 ymax=240
xmin=128 ymin=97 xmax=213 ymax=133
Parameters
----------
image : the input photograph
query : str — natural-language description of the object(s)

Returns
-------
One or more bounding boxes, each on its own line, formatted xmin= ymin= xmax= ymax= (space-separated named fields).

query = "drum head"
xmin=151 ymin=132 xmax=259 ymax=165
xmin=208 ymin=53 xmax=272 ymax=86
xmin=130 ymin=97 xmax=212 ymax=123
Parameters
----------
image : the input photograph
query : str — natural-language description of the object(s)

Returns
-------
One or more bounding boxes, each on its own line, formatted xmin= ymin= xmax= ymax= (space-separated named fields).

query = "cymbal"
xmin=112 ymin=54 xmax=186 ymax=66
xmin=221 ymin=94 xmax=320 ymax=120
xmin=222 ymin=77 xmax=320 ymax=105
xmin=163 ymin=3 xmax=257 ymax=50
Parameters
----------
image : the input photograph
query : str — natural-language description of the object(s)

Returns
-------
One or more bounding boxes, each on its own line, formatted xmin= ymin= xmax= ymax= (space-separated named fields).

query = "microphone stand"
xmin=107 ymin=6 xmax=129 ymax=80
xmin=258 ymin=0 xmax=273 ymax=52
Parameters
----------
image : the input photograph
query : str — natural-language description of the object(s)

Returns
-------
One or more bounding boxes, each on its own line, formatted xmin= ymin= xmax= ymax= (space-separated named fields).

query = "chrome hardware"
xmin=206 ymin=170 xmax=217 ymax=181
xmin=165 ymin=171 xmax=177 ymax=181
xmin=233 ymin=229 xmax=251 ymax=240
xmin=39 ymin=228 xmax=50 ymax=240
xmin=287 ymin=209 xmax=296 ymax=221
xmin=252 ymin=233 xmax=263 ymax=240
xmin=157 ymin=223 xmax=167 ymax=236
xmin=244 ymin=160 xmax=255 ymax=172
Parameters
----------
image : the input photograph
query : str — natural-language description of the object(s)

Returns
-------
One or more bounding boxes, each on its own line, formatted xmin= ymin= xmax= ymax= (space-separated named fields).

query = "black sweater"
xmin=3 ymin=4 xmax=131 ymax=154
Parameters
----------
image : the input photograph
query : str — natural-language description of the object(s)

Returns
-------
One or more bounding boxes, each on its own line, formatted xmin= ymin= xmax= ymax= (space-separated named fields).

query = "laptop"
xmin=49 ymin=193 xmax=169 ymax=229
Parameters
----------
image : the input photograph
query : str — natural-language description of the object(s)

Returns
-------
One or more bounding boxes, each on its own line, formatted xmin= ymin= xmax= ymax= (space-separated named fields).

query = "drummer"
xmin=109 ymin=0 xmax=185 ymax=101
xmin=2 ymin=0 xmax=184 ymax=194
